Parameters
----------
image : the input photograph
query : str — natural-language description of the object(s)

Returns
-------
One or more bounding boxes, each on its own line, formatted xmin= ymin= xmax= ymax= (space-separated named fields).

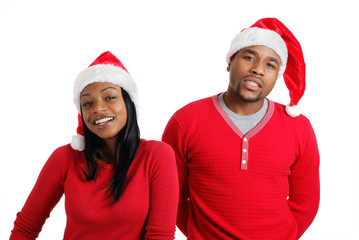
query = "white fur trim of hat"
xmin=73 ymin=63 xmax=139 ymax=118
xmin=225 ymin=27 xmax=288 ymax=79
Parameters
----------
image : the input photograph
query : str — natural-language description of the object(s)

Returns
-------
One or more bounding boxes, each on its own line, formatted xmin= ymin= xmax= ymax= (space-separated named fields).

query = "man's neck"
xmin=223 ymin=91 xmax=265 ymax=116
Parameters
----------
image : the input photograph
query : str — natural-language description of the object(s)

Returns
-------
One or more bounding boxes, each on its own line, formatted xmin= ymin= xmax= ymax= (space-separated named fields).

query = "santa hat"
xmin=71 ymin=51 xmax=138 ymax=151
xmin=226 ymin=18 xmax=305 ymax=117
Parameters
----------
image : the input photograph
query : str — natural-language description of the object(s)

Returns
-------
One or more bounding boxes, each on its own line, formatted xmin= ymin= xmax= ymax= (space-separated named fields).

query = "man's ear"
xmin=227 ymin=63 xmax=231 ymax=72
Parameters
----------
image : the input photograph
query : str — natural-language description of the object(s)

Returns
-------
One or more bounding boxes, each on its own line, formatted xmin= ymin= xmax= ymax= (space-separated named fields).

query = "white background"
xmin=1 ymin=0 xmax=358 ymax=239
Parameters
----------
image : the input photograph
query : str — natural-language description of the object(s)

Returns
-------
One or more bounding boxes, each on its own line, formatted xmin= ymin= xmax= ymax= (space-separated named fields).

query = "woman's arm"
xmin=144 ymin=142 xmax=179 ymax=240
xmin=10 ymin=147 xmax=67 ymax=239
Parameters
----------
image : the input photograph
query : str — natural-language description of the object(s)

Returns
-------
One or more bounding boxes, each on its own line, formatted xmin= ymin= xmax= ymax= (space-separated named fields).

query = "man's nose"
xmin=250 ymin=62 xmax=265 ymax=76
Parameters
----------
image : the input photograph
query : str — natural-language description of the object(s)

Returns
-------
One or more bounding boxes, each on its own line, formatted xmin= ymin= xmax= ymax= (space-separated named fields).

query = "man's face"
xmin=227 ymin=45 xmax=281 ymax=103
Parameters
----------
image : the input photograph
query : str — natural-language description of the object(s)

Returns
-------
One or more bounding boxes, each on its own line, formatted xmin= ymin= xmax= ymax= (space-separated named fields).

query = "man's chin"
xmin=235 ymin=87 xmax=262 ymax=103
xmin=238 ymin=93 xmax=262 ymax=103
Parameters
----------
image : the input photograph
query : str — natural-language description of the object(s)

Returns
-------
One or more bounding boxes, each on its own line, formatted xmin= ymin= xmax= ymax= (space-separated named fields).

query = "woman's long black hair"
xmin=81 ymin=88 xmax=140 ymax=204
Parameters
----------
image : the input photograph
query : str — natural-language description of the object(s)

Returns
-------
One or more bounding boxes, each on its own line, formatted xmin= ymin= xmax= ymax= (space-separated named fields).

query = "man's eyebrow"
xmin=243 ymin=49 xmax=280 ymax=64
xmin=268 ymin=56 xmax=280 ymax=64
xmin=243 ymin=49 xmax=258 ymax=55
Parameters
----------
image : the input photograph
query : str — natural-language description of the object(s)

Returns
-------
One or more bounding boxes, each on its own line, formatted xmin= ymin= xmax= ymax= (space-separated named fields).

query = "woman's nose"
xmin=93 ymin=100 xmax=107 ymax=113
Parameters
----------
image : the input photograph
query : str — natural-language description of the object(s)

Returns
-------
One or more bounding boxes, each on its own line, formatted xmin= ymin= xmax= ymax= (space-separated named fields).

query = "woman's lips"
xmin=93 ymin=117 xmax=114 ymax=128
xmin=94 ymin=117 xmax=114 ymax=125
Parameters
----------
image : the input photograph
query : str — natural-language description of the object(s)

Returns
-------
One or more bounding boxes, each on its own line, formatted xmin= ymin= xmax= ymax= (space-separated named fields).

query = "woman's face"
xmin=80 ymin=82 xmax=127 ymax=142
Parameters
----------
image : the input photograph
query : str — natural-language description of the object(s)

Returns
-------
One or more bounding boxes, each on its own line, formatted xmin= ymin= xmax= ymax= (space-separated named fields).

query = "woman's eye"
xmin=244 ymin=56 xmax=254 ymax=61
xmin=82 ymin=102 xmax=92 ymax=107
xmin=106 ymin=96 xmax=116 ymax=101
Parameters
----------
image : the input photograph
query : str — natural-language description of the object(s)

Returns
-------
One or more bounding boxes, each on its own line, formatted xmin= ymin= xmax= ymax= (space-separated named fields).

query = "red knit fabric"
xmin=10 ymin=140 xmax=179 ymax=240
xmin=162 ymin=95 xmax=320 ymax=240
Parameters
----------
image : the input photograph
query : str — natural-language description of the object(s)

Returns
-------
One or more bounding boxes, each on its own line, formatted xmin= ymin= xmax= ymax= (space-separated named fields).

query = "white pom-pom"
xmin=71 ymin=135 xmax=85 ymax=151
xmin=285 ymin=104 xmax=301 ymax=117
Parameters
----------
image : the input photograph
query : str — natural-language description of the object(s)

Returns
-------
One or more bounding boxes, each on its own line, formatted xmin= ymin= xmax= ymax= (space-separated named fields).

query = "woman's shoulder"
xmin=136 ymin=139 xmax=177 ymax=177
xmin=37 ymin=144 xmax=84 ymax=184
xmin=137 ymin=139 xmax=175 ymax=166
xmin=139 ymin=139 xmax=174 ymax=155
xmin=51 ymin=143 xmax=82 ymax=157
xmin=47 ymin=144 xmax=84 ymax=166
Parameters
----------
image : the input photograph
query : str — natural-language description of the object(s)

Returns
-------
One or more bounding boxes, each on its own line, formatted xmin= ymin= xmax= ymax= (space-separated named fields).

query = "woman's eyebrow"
xmin=80 ymin=93 xmax=91 ymax=99
xmin=81 ymin=87 xmax=119 ymax=99
xmin=101 ymin=87 xmax=119 ymax=92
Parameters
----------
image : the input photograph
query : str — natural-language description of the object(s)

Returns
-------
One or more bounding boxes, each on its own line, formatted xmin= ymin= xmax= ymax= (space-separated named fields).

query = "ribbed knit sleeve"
xmin=10 ymin=146 xmax=68 ymax=239
xmin=162 ymin=112 xmax=190 ymax=237
xmin=288 ymin=116 xmax=320 ymax=239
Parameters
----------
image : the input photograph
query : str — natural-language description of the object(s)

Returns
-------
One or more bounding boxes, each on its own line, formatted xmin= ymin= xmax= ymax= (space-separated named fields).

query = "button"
xmin=242 ymin=160 xmax=247 ymax=164
xmin=244 ymin=138 xmax=248 ymax=142
xmin=243 ymin=149 xmax=247 ymax=153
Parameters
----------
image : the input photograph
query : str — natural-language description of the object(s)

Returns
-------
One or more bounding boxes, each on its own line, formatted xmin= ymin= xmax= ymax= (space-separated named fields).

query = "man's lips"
xmin=244 ymin=76 xmax=263 ymax=87
xmin=243 ymin=76 xmax=263 ymax=90
xmin=246 ymin=80 xmax=259 ymax=87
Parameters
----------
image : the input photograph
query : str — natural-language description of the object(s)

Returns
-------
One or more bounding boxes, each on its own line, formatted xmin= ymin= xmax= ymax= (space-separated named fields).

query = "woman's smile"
xmin=94 ymin=117 xmax=115 ymax=126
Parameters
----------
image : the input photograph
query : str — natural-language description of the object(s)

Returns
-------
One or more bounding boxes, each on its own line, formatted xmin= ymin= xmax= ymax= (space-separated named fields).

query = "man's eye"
xmin=244 ymin=56 xmax=254 ymax=61
xmin=267 ymin=63 xmax=276 ymax=69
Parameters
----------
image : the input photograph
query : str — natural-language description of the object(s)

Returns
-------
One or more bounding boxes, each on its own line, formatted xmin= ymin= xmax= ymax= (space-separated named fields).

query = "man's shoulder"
xmin=176 ymin=94 xmax=218 ymax=113
xmin=271 ymin=100 xmax=313 ymax=129
xmin=166 ymin=95 xmax=219 ymax=128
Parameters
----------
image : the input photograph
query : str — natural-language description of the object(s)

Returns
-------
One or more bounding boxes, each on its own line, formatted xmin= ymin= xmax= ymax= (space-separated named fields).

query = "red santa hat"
xmin=226 ymin=18 xmax=305 ymax=117
xmin=71 ymin=51 xmax=138 ymax=151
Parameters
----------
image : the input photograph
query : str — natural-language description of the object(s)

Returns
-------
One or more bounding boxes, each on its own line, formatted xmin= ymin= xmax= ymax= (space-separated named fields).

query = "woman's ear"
xmin=227 ymin=63 xmax=231 ymax=72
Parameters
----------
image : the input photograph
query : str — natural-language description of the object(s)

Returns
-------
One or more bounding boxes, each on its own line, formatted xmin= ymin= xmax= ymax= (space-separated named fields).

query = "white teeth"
xmin=247 ymin=81 xmax=259 ymax=87
xmin=95 ymin=117 xmax=114 ymax=125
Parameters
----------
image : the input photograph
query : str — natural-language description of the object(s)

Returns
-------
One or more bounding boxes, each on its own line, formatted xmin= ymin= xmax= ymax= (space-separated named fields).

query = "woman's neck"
xmin=98 ymin=139 xmax=119 ymax=164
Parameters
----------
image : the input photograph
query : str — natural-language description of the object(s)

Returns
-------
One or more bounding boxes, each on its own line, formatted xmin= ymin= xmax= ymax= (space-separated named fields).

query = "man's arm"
xmin=288 ymin=118 xmax=320 ymax=239
xmin=162 ymin=114 xmax=190 ymax=236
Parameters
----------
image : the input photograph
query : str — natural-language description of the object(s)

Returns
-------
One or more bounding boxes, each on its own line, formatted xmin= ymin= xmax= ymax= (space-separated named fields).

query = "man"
xmin=162 ymin=18 xmax=319 ymax=240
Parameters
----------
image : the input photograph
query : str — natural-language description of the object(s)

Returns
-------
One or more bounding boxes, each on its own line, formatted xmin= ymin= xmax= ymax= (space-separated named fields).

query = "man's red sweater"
xmin=162 ymin=95 xmax=320 ymax=240
xmin=10 ymin=140 xmax=179 ymax=240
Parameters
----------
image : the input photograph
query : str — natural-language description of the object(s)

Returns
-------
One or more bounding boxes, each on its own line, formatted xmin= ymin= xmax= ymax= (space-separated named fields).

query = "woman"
xmin=10 ymin=51 xmax=179 ymax=239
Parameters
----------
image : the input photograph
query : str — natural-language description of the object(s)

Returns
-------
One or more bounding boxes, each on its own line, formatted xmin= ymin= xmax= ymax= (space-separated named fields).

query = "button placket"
xmin=241 ymin=137 xmax=248 ymax=170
